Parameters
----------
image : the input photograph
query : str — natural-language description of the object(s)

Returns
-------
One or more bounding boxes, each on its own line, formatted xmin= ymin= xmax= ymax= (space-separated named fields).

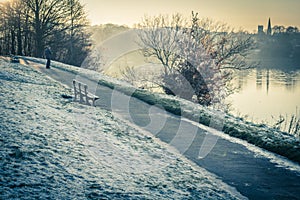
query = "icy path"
xmin=9 ymin=58 xmax=300 ymax=199
xmin=0 ymin=60 xmax=244 ymax=199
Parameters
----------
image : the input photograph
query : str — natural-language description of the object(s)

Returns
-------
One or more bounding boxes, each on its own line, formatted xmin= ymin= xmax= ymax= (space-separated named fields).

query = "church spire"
xmin=267 ymin=18 xmax=272 ymax=35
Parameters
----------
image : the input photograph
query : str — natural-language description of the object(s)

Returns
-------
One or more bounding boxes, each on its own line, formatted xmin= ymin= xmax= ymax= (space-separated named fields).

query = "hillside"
xmin=24 ymin=56 xmax=300 ymax=165
xmin=0 ymin=59 xmax=244 ymax=199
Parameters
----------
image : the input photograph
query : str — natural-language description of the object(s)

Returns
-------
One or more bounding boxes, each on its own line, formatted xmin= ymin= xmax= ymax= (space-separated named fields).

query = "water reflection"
xmin=228 ymin=67 xmax=300 ymax=125
xmin=256 ymin=69 xmax=270 ymax=93
xmin=266 ymin=69 xmax=269 ymax=93
xmin=256 ymin=70 xmax=262 ymax=90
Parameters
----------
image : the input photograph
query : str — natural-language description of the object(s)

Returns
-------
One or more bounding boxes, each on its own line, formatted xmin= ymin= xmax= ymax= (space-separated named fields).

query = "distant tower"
xmin=267 ymin=18 xmax=272 ymax=35
xmin=258 ymin=25 xmax=264 ymax=34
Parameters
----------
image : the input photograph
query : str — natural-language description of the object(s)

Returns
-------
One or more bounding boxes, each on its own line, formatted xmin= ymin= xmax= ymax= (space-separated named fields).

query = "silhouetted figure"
xmin=44 ymin=46 xmax=52 ymax=69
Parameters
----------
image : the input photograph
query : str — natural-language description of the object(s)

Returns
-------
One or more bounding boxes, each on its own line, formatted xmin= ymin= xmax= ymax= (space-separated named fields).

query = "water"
xmin=227 ymin=67 xmax=300 ymax=127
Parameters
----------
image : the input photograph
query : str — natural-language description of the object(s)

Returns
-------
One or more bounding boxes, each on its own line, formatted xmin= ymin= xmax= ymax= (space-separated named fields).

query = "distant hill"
xmin=89 ymin=24 xmax=130 ymax=44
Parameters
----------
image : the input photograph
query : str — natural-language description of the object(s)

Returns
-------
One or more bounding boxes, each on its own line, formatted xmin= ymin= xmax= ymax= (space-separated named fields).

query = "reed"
xmin=272 ymin=108 xmax=300 ymax=137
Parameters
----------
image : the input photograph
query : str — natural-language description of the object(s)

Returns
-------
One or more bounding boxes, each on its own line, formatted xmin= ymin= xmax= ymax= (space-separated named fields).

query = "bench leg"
xmin=74 ymin=91 xmax=80 ymax=102
xmin=73 ymin=80 xmax=77 ymax=101
xmin=86 ymin=99 xmax=91 ymax=106
xmin=79 ymin=93 xmax=84 ymax=103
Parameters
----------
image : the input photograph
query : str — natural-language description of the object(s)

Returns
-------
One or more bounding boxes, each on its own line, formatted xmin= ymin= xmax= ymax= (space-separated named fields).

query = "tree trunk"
xmin=10 ymin=29 xmax=16 ymax=55
xmin=17 ymin=19 xmax=22 ymax=55
xmin=34 ymin=0 xmax=43 ymax=57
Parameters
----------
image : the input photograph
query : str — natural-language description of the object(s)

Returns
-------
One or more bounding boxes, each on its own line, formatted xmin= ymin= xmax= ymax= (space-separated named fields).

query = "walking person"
xmin=44 ymin=46 xmax=52 ymax=69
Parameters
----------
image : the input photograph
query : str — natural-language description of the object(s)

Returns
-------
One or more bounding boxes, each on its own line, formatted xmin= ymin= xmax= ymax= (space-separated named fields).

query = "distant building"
xmin=267 ymin=18 xmax=272 ymax=35
xmin=257 ymin=18 xmax=272 ymax=36
xmin=258 ymin=25 xmax=264 ymax=34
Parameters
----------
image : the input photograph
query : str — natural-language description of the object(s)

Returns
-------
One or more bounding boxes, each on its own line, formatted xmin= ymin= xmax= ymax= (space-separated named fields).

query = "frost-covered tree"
xmin=163 ymin=28 xmax=226 ymax=105
xmin=0 ymin=0 xmax=91 ymax=66
xmin=137 ymin=12 xmax=255 ymax=105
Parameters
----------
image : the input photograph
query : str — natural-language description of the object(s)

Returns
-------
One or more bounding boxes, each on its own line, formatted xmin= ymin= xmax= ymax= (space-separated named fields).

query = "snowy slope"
xmin=23 ymin=56 xmax=300 ymax=165
xmin=0 ymin=59 xmax=245 ymax=199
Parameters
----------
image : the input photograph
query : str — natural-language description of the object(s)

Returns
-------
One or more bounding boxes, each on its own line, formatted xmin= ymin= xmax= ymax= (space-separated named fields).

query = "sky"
xmin=80 ymin=0 xmax=300 ymax=32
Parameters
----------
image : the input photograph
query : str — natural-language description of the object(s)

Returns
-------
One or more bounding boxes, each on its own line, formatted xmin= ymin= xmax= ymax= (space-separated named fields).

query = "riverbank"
xmin=0 ymin=58 xmax=243 ymax=199
xmin=6 ymin=56 xmax=300 ymax=199
xmin=226 ymin=67 xmax=300 ymax=136
xmin=22 ymin=56 xmax=300 ymax=165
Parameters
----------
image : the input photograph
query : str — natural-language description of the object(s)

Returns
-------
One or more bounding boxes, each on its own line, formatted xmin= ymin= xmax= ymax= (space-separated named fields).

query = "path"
xmin=24 ymin=59 xmax=300 ymax=200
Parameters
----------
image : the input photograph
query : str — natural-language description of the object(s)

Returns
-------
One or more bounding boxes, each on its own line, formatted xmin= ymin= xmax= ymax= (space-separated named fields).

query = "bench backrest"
xmin=73 ymin=79 xmax=88 ymax=92
xmin=73 ymin=79 xmax=99 ymax=106
xmin=73 ymin=79 xmax=90 ymax=101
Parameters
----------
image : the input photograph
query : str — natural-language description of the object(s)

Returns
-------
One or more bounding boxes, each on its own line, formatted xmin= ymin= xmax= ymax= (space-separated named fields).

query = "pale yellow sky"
xmin=80 ymin=0 xmax=300 ymax=32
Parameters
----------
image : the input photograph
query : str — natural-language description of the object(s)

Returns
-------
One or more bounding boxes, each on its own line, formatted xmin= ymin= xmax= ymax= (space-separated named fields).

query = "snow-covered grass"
xmin=0 ymin=59 xmax=244 ymax=199
xmin=23 ymin=56 xmax=300 ymax=165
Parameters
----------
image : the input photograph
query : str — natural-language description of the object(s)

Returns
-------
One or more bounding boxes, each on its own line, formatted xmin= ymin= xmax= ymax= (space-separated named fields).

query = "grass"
xmin=272 ymin=111 xmax=300 ymax=137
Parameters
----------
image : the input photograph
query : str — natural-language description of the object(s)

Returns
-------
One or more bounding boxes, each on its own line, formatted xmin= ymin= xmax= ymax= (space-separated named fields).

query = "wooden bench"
xmin=73 ymin=79 xmax=99 ymax=106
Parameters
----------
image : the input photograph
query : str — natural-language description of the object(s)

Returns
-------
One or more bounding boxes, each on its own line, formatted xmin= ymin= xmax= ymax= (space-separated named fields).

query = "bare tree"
xmin=0 ymin=0 xmax=20 ymax=55
xmin=63 ymin=0 xmax=91 ymax=66
xmin=24 ymin=0 xmax=68 ymax=57
xmin=120 ymin=64 xmax=162 ymax=89
xmin=0 ymin=0 xmax=91 ymax=66
xmin=0 ymin=2 xmax=10 ymax=55
xmin=137 ymin=12 xmax=256 ymax=105
xmin=138 ymin=14 xmax=186 ymax=76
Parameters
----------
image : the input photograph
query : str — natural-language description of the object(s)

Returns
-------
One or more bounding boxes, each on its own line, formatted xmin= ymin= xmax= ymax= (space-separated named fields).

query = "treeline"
xmin=0 ymin=0 xmax=91 ymax=66
xmin=272 ymin=25 xmax=299 ymax=35
xmin=255 ymin=25 xmax=300 ymax=65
